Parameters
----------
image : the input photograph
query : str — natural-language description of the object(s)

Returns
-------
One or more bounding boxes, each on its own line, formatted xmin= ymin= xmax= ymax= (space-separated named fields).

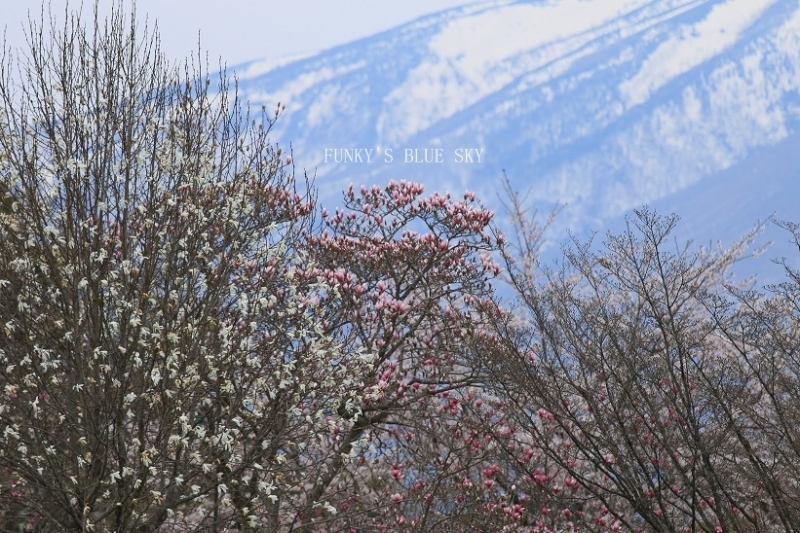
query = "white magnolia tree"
xmin=0 ymin=4 xmax=371 ymax=531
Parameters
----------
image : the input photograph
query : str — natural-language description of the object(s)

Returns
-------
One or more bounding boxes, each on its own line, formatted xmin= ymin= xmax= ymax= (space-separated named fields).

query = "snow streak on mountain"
xmin=235 ymin=0 xmax=800 ymax=263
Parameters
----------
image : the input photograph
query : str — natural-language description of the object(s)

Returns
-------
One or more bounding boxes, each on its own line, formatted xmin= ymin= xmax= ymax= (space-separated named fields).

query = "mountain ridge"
xmin=233 ymin=0 xmax=800 ymax=274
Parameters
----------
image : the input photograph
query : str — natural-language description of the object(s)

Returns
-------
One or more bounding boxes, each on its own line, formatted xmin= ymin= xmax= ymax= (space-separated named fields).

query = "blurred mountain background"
xmin=232 ymin=0 xmax=800 ymax=282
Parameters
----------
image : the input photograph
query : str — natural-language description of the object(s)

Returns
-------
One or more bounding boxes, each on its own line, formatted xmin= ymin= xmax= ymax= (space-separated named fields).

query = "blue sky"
xmin=3 ymin=1 xmax=481 ymax=66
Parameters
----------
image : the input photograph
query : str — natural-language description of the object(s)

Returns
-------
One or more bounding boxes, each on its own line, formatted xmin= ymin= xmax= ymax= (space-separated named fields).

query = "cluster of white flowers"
xmin=0 ymin=4 xmax=378 ymax=530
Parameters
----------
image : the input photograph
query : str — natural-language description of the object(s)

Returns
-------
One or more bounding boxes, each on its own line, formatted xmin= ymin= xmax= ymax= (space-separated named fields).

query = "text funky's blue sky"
xmin=3 ymin=1 xmax=480 ymax=67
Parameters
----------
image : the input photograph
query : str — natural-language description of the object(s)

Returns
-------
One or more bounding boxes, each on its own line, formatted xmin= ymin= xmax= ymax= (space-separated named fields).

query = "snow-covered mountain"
xmin=234 ymin=0 xmax=800 ymax=275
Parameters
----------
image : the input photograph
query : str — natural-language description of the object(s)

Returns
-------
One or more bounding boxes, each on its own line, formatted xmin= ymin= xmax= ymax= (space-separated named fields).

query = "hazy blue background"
xmin=3 ymin=1 xmax=481 ymax=66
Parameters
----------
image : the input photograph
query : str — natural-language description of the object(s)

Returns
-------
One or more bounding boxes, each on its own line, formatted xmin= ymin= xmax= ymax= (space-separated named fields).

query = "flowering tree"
xmin=284 ymin=181 xmax=508 ymax=531
xmin=489 ymin=205 xmax=800 ymax=532
xmin=0 ymin=5 xmax=366 ymax=532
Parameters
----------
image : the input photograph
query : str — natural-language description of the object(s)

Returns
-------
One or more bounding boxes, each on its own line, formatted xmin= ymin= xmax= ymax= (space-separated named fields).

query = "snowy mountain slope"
xmin=234 ymin=0 xmax=800 ymax=268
